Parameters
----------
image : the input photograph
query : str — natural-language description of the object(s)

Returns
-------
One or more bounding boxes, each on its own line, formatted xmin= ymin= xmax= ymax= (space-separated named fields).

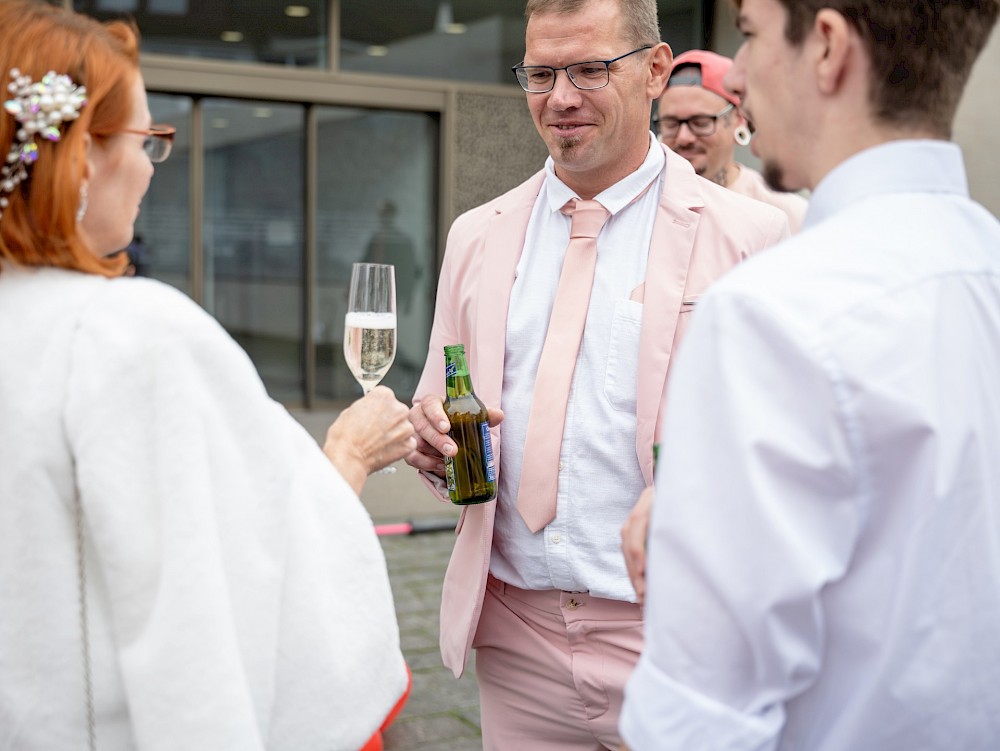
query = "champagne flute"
xmin=344 ymin=262 xmax=398 ymax=475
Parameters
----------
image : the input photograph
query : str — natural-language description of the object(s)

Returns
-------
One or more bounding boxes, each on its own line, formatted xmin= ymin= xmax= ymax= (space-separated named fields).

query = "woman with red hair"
xmin=0 ymin=3 xmax=411 ymax=749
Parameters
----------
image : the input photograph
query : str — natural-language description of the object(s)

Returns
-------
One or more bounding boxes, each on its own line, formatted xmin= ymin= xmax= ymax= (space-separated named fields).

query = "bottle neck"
xmin=445 ymin=354 xmax=473 ymax=398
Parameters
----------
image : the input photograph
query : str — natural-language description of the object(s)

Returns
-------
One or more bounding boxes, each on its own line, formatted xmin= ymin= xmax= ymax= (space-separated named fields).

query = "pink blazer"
xmin=414 ymin=145 xmax=789 ymax=677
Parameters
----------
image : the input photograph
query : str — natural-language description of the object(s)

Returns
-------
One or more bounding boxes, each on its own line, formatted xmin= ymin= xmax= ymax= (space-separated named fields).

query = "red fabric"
xmin=357 ymin=665 xmax=412 ymax=751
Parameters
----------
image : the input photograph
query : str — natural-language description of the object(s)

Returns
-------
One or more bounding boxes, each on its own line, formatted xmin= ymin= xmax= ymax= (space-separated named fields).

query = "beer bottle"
xmin=442 ymin=344 xmax=497 ymax=505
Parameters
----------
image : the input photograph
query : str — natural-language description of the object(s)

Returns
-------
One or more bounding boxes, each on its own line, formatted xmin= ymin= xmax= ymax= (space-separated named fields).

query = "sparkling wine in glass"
xmin=344 ymin=262 xmax=397 ymax=474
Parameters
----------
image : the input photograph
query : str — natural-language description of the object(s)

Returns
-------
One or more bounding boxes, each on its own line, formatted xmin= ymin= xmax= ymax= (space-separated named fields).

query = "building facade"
xmin=66 ymin=0 xmax=999 ymax=407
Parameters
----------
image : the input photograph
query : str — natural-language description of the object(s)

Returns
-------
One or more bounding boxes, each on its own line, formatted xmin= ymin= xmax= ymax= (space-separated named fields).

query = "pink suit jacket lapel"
xmin=635 ymin=147 xmax=706 ymax=485
xmin=438 ymin=172 xmax=542 ymax=677
xmin=472 ymin=170 xmax=546 ymax=423
xmin=469 ymin=152 xmax=708 ymax=488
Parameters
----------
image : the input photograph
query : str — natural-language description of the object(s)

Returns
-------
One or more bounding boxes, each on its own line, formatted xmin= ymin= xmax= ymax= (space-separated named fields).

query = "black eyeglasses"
xmin=655 ymin=103 xmax=735 ymax=139
xmin=512 ymin=45 xmax=653 ymax=93
xmin=120 ymin=124 xmax=176 ymax=163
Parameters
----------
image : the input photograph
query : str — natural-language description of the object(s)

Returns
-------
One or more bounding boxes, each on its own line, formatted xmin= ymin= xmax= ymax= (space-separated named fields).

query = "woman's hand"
xmin=323 ymin=386 xmax=417 ymax=494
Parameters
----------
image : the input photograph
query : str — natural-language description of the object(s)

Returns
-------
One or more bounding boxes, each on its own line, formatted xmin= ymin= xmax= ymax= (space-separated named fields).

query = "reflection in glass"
xmin=74 ymin=0 xmax=327 ymax=68
xmin=315 ymin=107 xmax=438 ymax=405
xmin=133 ymin=94 xmax=191 ymax=294
xmin=339 ymin=0 xmax=526 ymax=84
xmin=203 ymin=99 xmax=305 ymax=402
xmin=74 ymin=0 xmax=706 ymax=82
xmin=339 ymin=0 xmax=706 ymax=85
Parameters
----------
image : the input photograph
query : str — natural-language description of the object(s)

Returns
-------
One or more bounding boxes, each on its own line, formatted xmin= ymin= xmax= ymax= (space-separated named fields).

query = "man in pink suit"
xmin=406 ymin=0 xmax=788 ymax=747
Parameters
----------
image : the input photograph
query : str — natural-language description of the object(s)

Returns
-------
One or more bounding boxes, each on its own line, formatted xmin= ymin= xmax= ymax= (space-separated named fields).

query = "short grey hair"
xmin=524 ymin=0 xmax=661 ymax=47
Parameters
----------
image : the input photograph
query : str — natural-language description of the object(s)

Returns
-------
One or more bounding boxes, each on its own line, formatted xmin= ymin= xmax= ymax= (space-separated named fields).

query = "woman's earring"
xmin=734 ymin=125 xmax=752 ymax=147
xmin=76 ymin=183 xmax=88 ymax=223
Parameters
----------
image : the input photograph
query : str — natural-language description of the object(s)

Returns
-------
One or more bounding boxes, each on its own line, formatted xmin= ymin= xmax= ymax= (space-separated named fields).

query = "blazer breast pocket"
xmin=604 ymin=298 xmax=643 ymax=413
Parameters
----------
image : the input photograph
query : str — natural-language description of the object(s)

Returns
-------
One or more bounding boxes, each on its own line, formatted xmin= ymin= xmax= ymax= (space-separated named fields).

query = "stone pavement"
xmin=380 ymin=531 xmax=483 ymax=750
xmin=288 ymin=408 xmax=483 ymax=750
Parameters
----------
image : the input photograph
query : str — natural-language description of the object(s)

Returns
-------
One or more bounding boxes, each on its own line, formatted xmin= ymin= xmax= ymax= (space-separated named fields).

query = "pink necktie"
xmin=517 ymin=198 xmax=611 ymax=533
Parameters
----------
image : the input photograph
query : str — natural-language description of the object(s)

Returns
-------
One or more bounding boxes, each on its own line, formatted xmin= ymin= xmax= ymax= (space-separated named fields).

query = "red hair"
xmin=0 ymin=1 xmax=141 ymax=276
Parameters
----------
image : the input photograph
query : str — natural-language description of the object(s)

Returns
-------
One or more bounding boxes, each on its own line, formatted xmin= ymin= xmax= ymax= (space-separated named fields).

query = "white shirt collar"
xmin=805 ymin=139 xmax=968 ymax=230
xmin=543 ymin=131 xmax=664 ymax=216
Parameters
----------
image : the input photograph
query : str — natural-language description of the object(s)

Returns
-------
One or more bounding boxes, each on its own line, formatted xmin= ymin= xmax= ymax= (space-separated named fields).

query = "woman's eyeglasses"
xmin=120 ymin=125 xmax=176 ymax=163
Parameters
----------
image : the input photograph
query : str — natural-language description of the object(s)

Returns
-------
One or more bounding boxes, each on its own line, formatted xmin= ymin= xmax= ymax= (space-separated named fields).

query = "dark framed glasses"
xmin=512 ymin=46 xmax=653 ymax=93
xmin=655 ymin=104 xmax=735 ymax=138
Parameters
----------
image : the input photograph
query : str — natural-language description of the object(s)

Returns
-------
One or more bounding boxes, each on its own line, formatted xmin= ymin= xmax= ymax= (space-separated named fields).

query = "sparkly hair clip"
xmin=1 ymin=68 xmax=88 ymax=220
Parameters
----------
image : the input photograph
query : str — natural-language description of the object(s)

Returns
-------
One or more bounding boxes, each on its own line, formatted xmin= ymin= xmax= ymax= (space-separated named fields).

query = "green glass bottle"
xmin=442 ymin=344 xmax=497 ymax=505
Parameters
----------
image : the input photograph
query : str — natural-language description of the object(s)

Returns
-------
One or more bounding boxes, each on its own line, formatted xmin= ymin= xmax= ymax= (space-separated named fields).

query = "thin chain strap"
xmin=74 ymin=490 xmax=97 ymax=751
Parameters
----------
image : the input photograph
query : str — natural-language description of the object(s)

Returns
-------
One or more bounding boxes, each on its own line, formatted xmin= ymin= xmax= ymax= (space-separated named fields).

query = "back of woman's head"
xmin=0 ymin=1 xmax=140 ymax=276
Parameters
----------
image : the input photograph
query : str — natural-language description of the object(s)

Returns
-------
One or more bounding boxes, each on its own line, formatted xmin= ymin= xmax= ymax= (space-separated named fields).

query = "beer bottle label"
xmin=444 ymin=455 xmax=457 ymax=493
xmin=479 ymin=421 xmax=496 ymax=482
xmin=445 ymin=362 xmax=457 ymax=378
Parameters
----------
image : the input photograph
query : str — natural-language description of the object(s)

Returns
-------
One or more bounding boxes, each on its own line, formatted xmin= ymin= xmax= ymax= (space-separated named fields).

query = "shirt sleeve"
xmin=64 ymin=280 xmax=408 ymax=751
xmin=621 ymin=287 xmax=863 ymax=749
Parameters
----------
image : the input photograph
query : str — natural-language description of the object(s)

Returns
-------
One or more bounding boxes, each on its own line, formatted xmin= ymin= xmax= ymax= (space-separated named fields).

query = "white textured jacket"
xmin=0 ymin=265 xmax=407 ymax=751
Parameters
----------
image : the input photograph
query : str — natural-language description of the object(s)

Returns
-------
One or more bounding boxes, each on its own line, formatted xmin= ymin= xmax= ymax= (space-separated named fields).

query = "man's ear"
xmin=648 ymin=41 xmax=673 ymax=99
xmin=813 ymin=8 xmax=854 ymax=96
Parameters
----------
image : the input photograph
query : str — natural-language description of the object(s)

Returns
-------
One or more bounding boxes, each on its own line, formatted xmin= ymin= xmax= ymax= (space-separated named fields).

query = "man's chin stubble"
xmin=763 ymin=161 xmax=793 ymax=193
xmin=555 ymin=135 xmax=583 ymax=155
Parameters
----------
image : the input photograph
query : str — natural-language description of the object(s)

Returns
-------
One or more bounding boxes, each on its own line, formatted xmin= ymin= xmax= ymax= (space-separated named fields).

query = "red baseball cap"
xmin=666 ymin=50 xmax=740 ymax=107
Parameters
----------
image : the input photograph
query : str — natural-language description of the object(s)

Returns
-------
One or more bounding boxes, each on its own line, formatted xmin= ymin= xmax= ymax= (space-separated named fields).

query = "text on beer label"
xmin=479 ymin=421 xmax=496 ymax=482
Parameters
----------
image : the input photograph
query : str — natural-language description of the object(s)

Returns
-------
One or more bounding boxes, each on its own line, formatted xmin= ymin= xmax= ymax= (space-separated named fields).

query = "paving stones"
xmin=287 ymin=410 xmax=480 ymax=748
xmin=381 ymin=531 xmax=483 ymax=751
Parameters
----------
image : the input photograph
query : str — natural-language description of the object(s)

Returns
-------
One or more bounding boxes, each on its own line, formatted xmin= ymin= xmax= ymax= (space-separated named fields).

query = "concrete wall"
xmin=954 ymin=24 xmax=1000 ymax=219
xmin=712 ymin=3 xmax=1000 ymax=219
xmin=450 ymin=91 xmax=549 ymax=220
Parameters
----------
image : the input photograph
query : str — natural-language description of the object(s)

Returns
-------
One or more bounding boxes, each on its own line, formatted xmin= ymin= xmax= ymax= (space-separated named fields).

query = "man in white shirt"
xmin=656 ymin=49 xmax=808 ymax=231
xmin=620 ymin=1 xmax=1000 ymax=749
xmin=404 ymin=0 xmax=788 ymax=747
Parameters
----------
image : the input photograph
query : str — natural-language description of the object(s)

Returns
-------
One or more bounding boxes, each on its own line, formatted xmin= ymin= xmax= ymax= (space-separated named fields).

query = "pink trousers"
xmin=472 ymin=574 xmax=644 ymax=750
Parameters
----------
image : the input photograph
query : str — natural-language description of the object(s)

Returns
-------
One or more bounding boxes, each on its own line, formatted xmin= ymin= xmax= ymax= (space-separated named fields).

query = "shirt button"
xmin=551 ymin=533 xmax=561 ymax=544
xmin=558 ymin=461 xmax=565 ymax=471
xmin=564 ymin=599 xmax=581 ymax=611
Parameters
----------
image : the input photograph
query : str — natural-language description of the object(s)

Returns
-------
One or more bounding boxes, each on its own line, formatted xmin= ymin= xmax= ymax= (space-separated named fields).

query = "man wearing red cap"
xmin=656 ymin=49 xmax=807 ymax=231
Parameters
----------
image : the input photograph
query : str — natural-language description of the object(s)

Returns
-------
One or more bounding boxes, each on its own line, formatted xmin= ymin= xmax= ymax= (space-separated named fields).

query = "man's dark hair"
xmin=736 ymin=0 xmax=999 ymax=136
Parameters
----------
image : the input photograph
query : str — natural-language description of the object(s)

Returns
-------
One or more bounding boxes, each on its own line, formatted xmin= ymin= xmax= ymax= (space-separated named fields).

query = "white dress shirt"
xmin=490 ymin=133 xmax=664 ymax=599
xmin=621 ymin=140 xmax=1000 ymax=750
